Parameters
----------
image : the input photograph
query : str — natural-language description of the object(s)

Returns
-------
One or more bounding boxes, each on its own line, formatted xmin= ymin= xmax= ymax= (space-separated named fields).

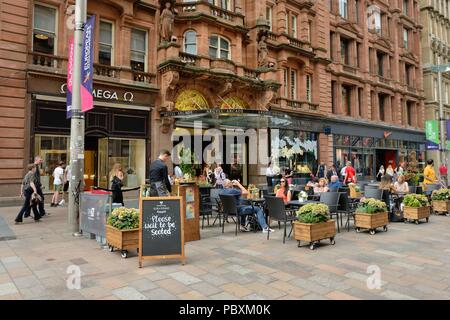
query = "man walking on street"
xmin=149 ymin=149 xmax=172 ymax=196
xmin=27 ymin=156 xmax=47 ymax=218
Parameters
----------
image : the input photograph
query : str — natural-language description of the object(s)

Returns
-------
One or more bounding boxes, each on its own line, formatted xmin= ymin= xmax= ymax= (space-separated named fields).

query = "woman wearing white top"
xmin=376 ymin=165 xmax=385 ymax=181
xmin=266 ymin=161 xmax=275 ymax=187
xmin=393 ymin=175 xmax=409 ymax=194
xmin=214 ymin=165 xmax=226 ymax=188
xmin=51 ymin=161 xmax=64 ymax=207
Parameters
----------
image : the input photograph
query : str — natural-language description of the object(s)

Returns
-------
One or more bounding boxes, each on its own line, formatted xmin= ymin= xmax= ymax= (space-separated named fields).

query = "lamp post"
xmin=68 ymin=0 xmax=86 ymax=235
xmin=429 ymin=59 xmax=450 ymax=181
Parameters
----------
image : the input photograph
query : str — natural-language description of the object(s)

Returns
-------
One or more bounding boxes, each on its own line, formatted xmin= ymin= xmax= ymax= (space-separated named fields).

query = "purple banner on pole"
xmin=447 ymin=119 xmax=450 ymax=139
xmin=66 ymin=36 xmax=74 ymax=119
xmin=81 ymin=15 xmax=95 ymax=113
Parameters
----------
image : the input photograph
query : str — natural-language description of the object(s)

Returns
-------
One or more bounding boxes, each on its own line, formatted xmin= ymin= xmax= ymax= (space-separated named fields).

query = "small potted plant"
xmin=354 ymin=198 xmax=388 ymax=235
xmin=431 ymin=188 xmax=450 ymax=215
xmin=105 ymin=207 xmax=140 ymax=258
xmin=293 ymin=203 xmax=336 ymax=250
xmin=348 ymin=183 xmax=361 ymax=198
xmin=298 ymin=191 xmax=308 ymax=203
xmin=402 ymin=194 xmax=430 ymax=224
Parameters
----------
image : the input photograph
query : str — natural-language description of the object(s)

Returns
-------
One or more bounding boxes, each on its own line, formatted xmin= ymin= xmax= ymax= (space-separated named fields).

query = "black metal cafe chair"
xmin=364 ymin=188 xmax=383 ymax=200
xmin=319 ymin=192 xmax=341 ymax=232
xmin=218 ymin=194 xmax=240 ymax=235
xmin=264 ymin=196 xmax=297 ymax=244
xmin=338 ymin=192 xmax=357 ymax=231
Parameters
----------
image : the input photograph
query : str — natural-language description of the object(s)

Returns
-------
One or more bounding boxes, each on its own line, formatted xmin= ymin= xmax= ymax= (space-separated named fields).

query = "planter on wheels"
xmin=432 ymin=200 xmax=450 ymax=215
xmin=403 ymin=206 xmax=431 ymax=224
xmin=293 ymin=220 xmax=336 ymax=250
xmin=355 ymin=212 xmax=389 ymax=235
xmin=105 ymin=225 xmax=139 ymax=258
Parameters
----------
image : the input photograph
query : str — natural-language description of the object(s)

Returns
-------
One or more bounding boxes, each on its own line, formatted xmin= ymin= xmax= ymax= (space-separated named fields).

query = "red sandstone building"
xmin=0 ymin=0 xmax=426 ymax=198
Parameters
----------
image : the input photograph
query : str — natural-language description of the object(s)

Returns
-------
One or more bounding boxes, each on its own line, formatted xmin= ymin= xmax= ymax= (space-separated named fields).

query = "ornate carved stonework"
xmin=256 ymin=89 xmax=277 ymax=110
xmin=160 ymin=70 xmax=179 ymax=111
xmin=161 ymin=117 xmax=174 ymax=134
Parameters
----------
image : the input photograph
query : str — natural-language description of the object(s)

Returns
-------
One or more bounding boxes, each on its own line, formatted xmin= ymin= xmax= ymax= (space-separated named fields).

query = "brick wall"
xmin=0 ymin=0 xmax=29 ymax=197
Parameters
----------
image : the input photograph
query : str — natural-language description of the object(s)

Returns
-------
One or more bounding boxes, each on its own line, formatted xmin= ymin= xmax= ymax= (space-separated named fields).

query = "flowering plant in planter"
xmin=356 ymin=198 xmax=387 ymax=214
xmin=403 ymin=194 xmax=429 ymax=207
xmin=107 ymin=207 xmax=139 ymax=230
xmin=298 ymin=191 xmax=308 ymax=202
xmin=296 ymin=203 xmax=330 ymax=223
xmin=431 ymin=189 xmax=450 ymax=201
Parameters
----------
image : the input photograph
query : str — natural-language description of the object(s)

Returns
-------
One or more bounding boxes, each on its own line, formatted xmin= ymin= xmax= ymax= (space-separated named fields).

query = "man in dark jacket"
xmin=26 ymin=156 xmax=47 ymax=217
xmin=149 ymin=149 xmax=172 ymax=196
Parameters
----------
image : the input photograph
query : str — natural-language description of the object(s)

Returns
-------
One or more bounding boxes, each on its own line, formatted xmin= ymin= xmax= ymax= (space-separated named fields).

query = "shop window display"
xmin=34 ymin=135 xmax=70 ymax=191
xmin=271 ymin=130 xmax=318 ymax=179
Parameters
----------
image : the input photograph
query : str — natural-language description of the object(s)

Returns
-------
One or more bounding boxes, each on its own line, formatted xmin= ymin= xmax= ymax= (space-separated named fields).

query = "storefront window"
xmin=271 ymin=130 xmax=318 ymax=177
xmin=34 ymin=135 xmax=70 ymax=191
xmin=335 ymin=148 xmax=349 ymax=170
xmin=98 ymin=138 xmax=146 ymax=188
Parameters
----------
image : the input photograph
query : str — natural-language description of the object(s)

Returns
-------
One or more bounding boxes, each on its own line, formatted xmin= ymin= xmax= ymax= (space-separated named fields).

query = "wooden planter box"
xmin=403 ymin=206 xmax=430 ymax=224
xmin=432 ymin=200 xmax=450 ymax=214
xmin=355 ymin=212 xmax=388 ymax=235
xmin=105 ymin=225 xmax=139 ymax=258
xmin=293 ymin=220 xmax=336 ymax=250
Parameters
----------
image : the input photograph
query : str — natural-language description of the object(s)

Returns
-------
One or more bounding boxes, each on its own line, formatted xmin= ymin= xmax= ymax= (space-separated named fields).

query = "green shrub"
xmin=356 ymin=198 xmax=387 ymax=214
xmin=296 ymin=203 xmax=330 ymax=223
xmin=403 ymin=194 xmax=429 ymax=208
xmin=107 ymin=207 xmax=139 ymax=230
xmin=431 ymin=189 xmax=450 ymax=201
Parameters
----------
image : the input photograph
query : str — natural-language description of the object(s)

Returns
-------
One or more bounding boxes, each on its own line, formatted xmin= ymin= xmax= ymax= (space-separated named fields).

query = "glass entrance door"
xmin=98 ymin=138 xmax=146 ymax=188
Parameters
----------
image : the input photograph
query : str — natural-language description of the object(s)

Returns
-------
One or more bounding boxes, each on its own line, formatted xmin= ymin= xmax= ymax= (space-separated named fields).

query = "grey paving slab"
xmin=142 ymin=287 xmax=178 ymax=300
xmin=112 ymin=286 xmax=147 ymax=300
xmin=0 ymin=282 xmax=19 ymax=296
xmin=2 ymin=205 xmax=450 ymax=300
xmin=168 ymin=271 xmax=202 ymax=285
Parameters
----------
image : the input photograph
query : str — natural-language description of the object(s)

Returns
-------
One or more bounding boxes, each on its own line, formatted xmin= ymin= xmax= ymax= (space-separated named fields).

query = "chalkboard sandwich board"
xmin=139 ymin=195 xmax=185 ymax=267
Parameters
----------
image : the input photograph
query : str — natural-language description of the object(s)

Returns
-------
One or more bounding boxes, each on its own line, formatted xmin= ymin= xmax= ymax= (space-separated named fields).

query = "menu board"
xmin=139 ymin=196 xmax=185 ymax=267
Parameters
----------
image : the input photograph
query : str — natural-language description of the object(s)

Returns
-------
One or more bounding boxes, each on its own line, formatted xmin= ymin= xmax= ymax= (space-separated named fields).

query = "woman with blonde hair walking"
xmin=110 ymin=163 xmax=124 ymax=206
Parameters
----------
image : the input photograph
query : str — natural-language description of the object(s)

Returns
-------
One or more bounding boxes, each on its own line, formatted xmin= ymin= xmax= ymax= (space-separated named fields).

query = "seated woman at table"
xmin=393 ymin=174 xmax=409 ymax=194
xmin=379 ymin=175 xmax=395 ymax=193
xmin=314 ymin=178 xmax=329 ymax=194
xmin=276 ymin=178 xmax=292 ymax=204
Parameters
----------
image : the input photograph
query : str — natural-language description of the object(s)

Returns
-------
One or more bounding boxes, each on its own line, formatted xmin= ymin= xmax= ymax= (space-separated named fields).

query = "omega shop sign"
xmin=60 ymin=83 xmax=134 ymax=102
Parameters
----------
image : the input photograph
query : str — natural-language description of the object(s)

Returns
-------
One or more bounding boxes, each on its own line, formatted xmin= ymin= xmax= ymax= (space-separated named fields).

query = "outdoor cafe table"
xmin=241 ymin=198 xmax=266 ymax=206
xmin=287 ymin=200 xmax=320 ymax=208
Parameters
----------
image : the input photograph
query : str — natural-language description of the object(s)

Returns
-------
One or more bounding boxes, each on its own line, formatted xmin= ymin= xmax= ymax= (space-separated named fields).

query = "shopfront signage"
xmin=425 ymin=120 xmax=440 ymax=150
xmin=384 ymin=131 xmax=392 ymax=138
xmin=60 ymin=84 xmax=134 ymax=102
xmin=161 ymin=109 xmax=270 ymax=117
xmin=139 ymin=196 xmax=185 ymax=267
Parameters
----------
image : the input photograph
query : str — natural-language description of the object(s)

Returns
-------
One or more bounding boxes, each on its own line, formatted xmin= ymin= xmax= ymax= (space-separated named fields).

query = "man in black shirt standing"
xmin=149 ymin=149 xmax=172 ymax=196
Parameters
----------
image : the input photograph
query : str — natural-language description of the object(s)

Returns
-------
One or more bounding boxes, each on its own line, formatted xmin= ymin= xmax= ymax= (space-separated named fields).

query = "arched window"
xmin=209 ymin=35 xmax=230 ymax=60
xmin=183 ymin=30 xmax=197 ymax=55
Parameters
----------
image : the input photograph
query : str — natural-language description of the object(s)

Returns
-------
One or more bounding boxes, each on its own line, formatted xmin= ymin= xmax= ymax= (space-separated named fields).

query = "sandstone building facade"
xmin=0 ymin=0 xmax=426 ymax=197
xmin=420 ymin=0 xmax=450 ymax=168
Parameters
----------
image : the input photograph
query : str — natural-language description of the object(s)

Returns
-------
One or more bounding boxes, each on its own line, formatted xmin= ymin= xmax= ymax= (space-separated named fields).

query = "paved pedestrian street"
xmin=1 ymin=206 xmax=450 ymax=300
